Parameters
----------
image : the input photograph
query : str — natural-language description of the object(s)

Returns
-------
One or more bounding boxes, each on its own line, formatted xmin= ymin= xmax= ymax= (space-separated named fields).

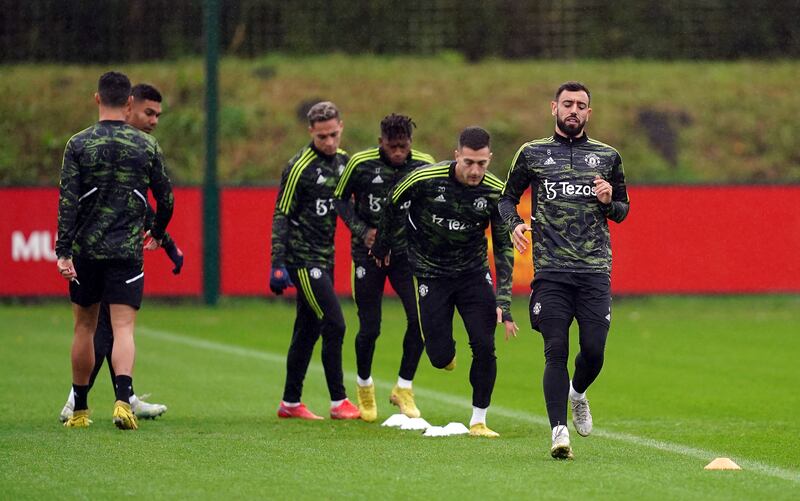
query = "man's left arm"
xmin=598 ymin=154 xmax=629 ymax=223
xmin=491 ymin=207 xmax=518 ymax=339
xmin=148 ymin=142 xmax=174 ymax=241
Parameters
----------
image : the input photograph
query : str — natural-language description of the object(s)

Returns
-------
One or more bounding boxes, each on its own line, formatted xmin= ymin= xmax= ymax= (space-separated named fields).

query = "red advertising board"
xmin=0 ymin=187 xmax=202 ymax=296
xmin=2 ymin=186 xmax=799 ymax=297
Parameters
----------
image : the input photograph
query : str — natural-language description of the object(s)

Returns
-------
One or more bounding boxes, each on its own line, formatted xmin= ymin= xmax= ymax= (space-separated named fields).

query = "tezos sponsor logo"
xmin=543 ymin=179 xmax=597 ymax=200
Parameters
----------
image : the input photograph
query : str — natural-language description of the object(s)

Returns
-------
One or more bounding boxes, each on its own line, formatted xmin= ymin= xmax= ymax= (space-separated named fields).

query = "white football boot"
xmin=570 ymin=396 xmax=593 ymax=437
xmin=130 ymin=394 xmax=168 ymax=419
xmin=59 ymin=389 xmax=75 ymax=423
xmin=551 ymin=425 xmax=574 ymax=459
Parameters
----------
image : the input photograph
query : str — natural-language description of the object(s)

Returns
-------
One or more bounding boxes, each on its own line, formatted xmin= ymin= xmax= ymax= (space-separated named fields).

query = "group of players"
xmin=56 ymin=72 xmax=629 ymax=459
xmin=269 ymin=81 xmax=629 ymax=459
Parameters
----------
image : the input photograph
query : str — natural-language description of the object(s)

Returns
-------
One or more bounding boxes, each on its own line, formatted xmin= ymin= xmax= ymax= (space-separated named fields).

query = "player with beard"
xmin=498 ymin=81 xmax=629 ymax=459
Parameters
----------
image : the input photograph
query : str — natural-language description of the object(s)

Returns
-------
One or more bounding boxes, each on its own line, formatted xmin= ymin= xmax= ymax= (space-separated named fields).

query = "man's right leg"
xmin=278 ymin=268 xmax=324 ymax=420
xmin=414 ymin=276 xmax=456 ymax=370
xmin=64 ymin=257 xmax=102 ymax=428
xmin=530 ymin=278 xmax=576 ymax=458
xmin=60 ymin=302 xmax=112 ymax=422
xmin=352 ymin=260 xmax=386 ymax=421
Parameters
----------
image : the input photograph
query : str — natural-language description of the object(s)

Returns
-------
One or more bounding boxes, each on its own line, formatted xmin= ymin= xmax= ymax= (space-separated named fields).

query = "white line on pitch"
xmin=138 ymin=326 xmax=799 ymax=485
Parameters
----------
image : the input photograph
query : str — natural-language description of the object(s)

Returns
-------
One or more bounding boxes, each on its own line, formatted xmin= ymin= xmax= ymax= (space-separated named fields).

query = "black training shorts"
xmin=529 ymin=272 xmax=611 ymax=332
xmin=69 ymin=257 xmax=144 ymax=309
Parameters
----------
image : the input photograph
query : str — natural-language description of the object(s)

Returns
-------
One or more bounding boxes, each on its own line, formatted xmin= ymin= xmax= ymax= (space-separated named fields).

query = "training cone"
xmin=704 ymin=458 xmax=741 ymax=470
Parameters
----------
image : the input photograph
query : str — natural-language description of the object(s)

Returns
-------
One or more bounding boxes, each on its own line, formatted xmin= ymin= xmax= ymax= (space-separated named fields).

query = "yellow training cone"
xmin=704 ymin=458 xmax=741 ymax=470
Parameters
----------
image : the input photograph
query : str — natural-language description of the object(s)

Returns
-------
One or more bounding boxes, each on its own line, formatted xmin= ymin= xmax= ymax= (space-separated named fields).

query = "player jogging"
xmin=270 ymin=101 xmax=360 ymax=420
xmin=333 ymin=114 xmax=435 ymax=422
xmin=58 ymin=83 xmax=182 ymax=423
xmin=371 ymin=126 xmax=517 ymax=437
xmin=498 ymin=81 xmax=630 ymax=459
xmin=57 ymin=71 xmax=174 ymax=430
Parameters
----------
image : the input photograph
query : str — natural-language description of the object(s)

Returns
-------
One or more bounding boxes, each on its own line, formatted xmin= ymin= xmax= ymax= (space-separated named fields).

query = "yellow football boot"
xmin=63 ymin=409 xmax=92 ymax=428
xmin=469 ymin=423 xmax=500 ymax=438
xmin=357 ymin=384 xmax=378 ymax=422
xmin=112 ymin=400 xmax=139 ymax=430
xmin=389 ymin=385 xmax=421 ymax=418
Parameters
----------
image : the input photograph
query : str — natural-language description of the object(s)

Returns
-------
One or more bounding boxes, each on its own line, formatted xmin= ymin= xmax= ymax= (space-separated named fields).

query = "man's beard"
xmin=556 ymin=115 xmax=585 ymax=137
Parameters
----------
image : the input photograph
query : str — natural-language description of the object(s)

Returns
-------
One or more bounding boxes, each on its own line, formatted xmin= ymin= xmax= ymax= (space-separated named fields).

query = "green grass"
xmin=1 ymin=296 xmax=799 ymax=499
xmin=2 ymin=55 xmax=800 ymax=186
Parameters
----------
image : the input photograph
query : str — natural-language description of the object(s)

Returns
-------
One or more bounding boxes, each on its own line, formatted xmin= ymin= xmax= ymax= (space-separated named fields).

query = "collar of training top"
xmin=552 ymin=132 xmax=589 ymax=145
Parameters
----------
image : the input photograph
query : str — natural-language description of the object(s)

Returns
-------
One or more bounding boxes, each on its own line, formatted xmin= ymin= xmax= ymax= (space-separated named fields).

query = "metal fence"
xmin=2 ymin=0 xmax=798 ymax=62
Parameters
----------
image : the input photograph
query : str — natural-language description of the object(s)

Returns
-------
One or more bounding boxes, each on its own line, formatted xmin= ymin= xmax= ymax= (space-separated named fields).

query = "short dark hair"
xmin=307 ymin=101 xmax=340 ymax=126
xmin=458 ymin=126 xmax=491 ymax=151
xmin=380 ymin=113 xmax=416 ymax=141
xmin=98 ymin=71 xmax=131 ymax=107
xmin=132 ymin=83 xmax=162 ymax=103
xmin=555 ymin=81 xmax=591 ymax=104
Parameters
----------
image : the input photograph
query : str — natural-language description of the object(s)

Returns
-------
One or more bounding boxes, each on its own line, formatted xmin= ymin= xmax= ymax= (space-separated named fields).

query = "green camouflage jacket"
xmin=56 ymin=120 xmax=173 ymax=262
xmin=499 ymin=133 xmax=629 ymax=276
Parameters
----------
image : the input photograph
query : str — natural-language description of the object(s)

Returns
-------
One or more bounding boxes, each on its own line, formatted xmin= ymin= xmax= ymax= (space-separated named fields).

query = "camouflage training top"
xmin=271 ymin=143 xmax=349 ymax=268
xmin=56 ymin=120 xmax=174 ymax=262
xmin=499 ymin=133 xmax=629 ymax=276
xmin=371 ymin=161 xmax=514 ymax=318
xmin=333 ymin=147 xmax=435 ymax=261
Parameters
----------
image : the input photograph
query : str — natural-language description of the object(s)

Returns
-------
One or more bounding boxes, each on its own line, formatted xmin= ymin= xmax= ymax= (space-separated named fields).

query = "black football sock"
xmin=72 ymin=384 xmax=90 ymax=411
xmin=114 ymin=375 xmax=133 ymax=404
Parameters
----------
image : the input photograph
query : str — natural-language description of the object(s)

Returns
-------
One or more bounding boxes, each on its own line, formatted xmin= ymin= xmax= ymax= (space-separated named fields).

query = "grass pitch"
xmin=1 ymin=296 xmax=798 ymax=499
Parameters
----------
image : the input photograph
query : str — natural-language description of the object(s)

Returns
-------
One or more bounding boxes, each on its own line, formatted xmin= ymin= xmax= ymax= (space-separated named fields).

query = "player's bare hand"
xmin=57 ymin=257 xmax=77 ymax=281
xmin=512 ymin=223 xmax=532 ymax=254
xmin=496 ymin=307 xmax=519 ymax=341
xmin=594 ymin=176 xmax=612 ymax=204
xmin=363 ymin=228 xmax=377 ymax=249
xmin=143 ymin=230 xmax=162 ymax=250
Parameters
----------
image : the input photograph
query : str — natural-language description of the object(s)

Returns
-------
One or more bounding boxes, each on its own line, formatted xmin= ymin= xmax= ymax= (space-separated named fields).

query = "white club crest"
xmin=337 ymin=163 xmax=345 ymax=175
xmin=485 ymin=272 xmax=493 ymax=284
xmin=584 ymin=153 xmax=601 ymax=168
xmin=533 ymin=302 xmax=542 ymax=315
xmin=473 ymin=197 xmax=488 ymax=210
xmin=310 ymin=268 xmax=322 ymax=279
xmin=418 ymin=284 xmax=429 ymax=297
xmin=355 ymin=266 xmax=366 ymax=279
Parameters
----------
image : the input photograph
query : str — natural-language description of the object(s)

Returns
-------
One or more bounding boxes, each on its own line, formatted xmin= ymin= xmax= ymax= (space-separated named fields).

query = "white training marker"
xmin=400 ymin=417 xmax=431 ymax=431
xmin=381 ymin=414 xmax=410 ymax=428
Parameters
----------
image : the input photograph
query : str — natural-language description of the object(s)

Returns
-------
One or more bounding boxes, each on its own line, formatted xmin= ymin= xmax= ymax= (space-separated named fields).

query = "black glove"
xmin=162 ymin=240 xmax=184 ymax=275
xmin=269 ymin=266 xmax=293 ymax=295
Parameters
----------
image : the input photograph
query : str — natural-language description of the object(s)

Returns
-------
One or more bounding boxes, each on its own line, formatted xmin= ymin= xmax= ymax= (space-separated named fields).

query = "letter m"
xmin=12 ymin=231 xmax=56 ymax=262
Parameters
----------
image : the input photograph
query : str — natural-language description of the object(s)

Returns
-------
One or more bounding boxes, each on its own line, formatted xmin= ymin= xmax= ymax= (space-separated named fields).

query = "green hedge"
xmin=1 ymin=55 xmax=798 ymax=186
